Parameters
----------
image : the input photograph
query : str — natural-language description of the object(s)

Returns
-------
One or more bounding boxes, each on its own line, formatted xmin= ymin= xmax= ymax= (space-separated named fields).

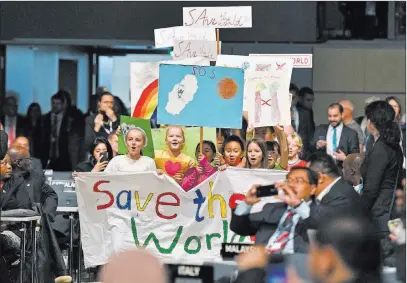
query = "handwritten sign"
xmin=154 ymin=26 xmax=216 ymax=48
xmin=76 ymin=168 xmax=287 ymax=267
xmin=172 ymin=40 xmax=220 ymax=61
xmin=183 ymin=6 xmax=252 ymax=28
xmin=249 ymin=54 xmax=313 ymax=68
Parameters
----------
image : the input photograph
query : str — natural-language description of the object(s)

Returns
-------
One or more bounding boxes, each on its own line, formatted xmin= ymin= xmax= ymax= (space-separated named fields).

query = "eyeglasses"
xmin=16 ymin=157 xmax=32 ymax=162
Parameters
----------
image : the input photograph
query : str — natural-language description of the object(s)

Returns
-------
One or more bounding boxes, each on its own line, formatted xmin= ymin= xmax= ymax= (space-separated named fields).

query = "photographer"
xmin=74 ymin=137 xmax=113 ymax=173
xmin=230 ymin=167 xmax=318 ymax=254
xmin=85 ymin=92 xmax=119 ymax=152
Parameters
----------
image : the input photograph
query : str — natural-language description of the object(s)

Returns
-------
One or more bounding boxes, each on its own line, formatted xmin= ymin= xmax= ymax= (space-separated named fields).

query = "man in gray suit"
xmin=13 ymin=136 xmax=44 ymax=178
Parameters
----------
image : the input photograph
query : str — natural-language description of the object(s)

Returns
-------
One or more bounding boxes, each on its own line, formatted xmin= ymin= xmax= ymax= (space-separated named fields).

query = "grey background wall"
xmin=0 ymin=1 xmax=317 ymax=42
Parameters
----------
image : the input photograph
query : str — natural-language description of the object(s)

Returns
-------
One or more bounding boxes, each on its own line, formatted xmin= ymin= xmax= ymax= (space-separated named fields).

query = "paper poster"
xmin=157 ymin=64 xmax=244 ymax=128
xmin=183 ymin=6 xmax=252 ymax=28
xmin=172 ymin=40 xmax=220 ymax=61
xmin=118 ymin=116 xmax=155 ymax=157
xmin=130 ymin=57 xmax=210 ymax=120
xmin=76 ymin=168 xmax=287 ymax=267
xmin=152 ymin=127 xmax=217 ymax=159
xmin=245 ymin=72 xmax=291 ymax=127
xmin=154 ymin=26 xmax=216 ymax=48
xmin=249 ymin=54 xmax=313 ymax=68
xmin=216 ymin=55 xmax=293 ymax=111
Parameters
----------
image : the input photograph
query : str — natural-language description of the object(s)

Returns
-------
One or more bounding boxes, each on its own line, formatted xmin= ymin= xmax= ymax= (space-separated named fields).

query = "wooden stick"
xmin=200 ymin=127 xmax=204 ymax=154
xmin=253 ymin=128 xmax=255 ymax=139
xmin=216 ymin=28 xmax=221 ymax=142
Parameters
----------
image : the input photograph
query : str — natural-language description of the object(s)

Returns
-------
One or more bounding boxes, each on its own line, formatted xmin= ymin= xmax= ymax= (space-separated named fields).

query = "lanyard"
xmin=101 ymin=120 xmax=113 ymax=135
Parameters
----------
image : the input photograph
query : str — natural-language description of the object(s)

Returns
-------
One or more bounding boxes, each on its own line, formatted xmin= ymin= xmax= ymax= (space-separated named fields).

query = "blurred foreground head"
xmin=309 ymin=209 xmax=382 ymax=283
xmin=100 ymin=249 xmax=167 ymax=283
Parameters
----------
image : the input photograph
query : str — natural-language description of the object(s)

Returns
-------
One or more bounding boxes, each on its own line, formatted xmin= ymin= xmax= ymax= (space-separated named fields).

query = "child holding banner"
xmin=154 ymin=126 xmax=196 ymax=185
xmin=245 ymin=139 xmax=268 ymax=169
xmin=105 ymin=127 xmax=156 ymax=172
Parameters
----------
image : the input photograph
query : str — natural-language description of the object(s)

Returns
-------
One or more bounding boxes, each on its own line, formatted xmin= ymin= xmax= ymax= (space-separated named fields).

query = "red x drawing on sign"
xmin=262 ymin=99 xmax=271 ymax=106
xmin=276 ymin=62 xmax=286 ymax=70
xmin=257 ymin=64 xmax=271 ymax=71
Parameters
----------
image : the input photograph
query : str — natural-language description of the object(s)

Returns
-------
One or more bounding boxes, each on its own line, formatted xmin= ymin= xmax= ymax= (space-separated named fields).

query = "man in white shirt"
xmin=313 ymin=103 xmax=359 ymax=169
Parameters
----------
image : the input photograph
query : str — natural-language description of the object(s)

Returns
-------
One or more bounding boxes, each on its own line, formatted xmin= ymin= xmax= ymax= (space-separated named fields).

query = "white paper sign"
xmin=172 ymin=40 xmax=220 ymax=61
xmin=245 ymin=71 xmax=292 ymax=127
xmin=249 ymin=54 xmax=313 ymax=68
xmin=154 ymin=26 xmax=216 ymax=48
xmin=75 ymin=168 xmax=287 ymax=268
xmin=216 ymin=55 xmax=293 ymax=112
xmin=183 ymin=6 xmax=252 ymax=28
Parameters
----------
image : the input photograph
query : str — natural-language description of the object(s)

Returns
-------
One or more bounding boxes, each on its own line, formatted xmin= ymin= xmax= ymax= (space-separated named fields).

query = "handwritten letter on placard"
xmin=154 ymin=26 xmax=216 ymax=48
xmin=183 ymin=6 xmax=252 ymax=28
xmin=172 ymin=40 xmax=220 ymax=61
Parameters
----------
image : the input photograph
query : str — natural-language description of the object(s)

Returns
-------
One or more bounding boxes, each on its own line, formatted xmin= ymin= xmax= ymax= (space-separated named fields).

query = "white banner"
xmin=216 ymin=55 xmax=293 ymax=112
xmin=154 ymin=26 xmax=216 ymax=48
xmin=172 ymin=40 xmax=220 ymax=61
xmin=76 ymin=168 xmax=287 ymax=268
xmin=183 ymin=6 xmax=252 ymax=28
xmin=249 ymin=54 xmax=313 ymax=68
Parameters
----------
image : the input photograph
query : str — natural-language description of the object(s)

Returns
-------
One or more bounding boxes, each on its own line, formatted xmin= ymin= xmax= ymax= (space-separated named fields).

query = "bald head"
xmin=100 ymin=250 xmax=166 ymax=283
xmin=339 ymin=100 xmax=354 ymax=112
xmin=342 ymin=153 xmax=364 ymax=186
xmin=7 ymin=145 xmax=31 ymax=172
xmin=14 ymin=136 xmax=30 ymax=150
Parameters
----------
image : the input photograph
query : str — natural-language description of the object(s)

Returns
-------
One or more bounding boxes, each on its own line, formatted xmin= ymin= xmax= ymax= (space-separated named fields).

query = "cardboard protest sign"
xmin=130 ymin=57 xmax=210 ymax=120
xmin=249 ymin=54 xmax=313 ymax=68
xmin=157 ymin=64 xmax=244 ymax=128
xmin=152 ymin=127 xmax=217 ymax=160
xmin=183 ymin=6 xmax=252 ymax=28
xmin=75 ymin=168 xmax=287 ymax=267
xmin=216 ymin=55 xmax=293 ymax=112
xmin=118 ymin=116 xmax=155 ymax=157
xmin=172 ymin=40 xmax=220 ymax=61
xmin=154 ymin=26 xmax=216 ymax=48
xmin=245 ymin=71 xmax=291 ymax=128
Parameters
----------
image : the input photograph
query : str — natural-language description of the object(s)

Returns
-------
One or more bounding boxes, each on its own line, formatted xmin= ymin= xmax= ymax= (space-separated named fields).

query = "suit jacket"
xmin=33 ymin=112 xmax=72 ymax=169
xmin=230 ymin=202 xmax=310 ymax=254
xmin=0 ymin=130 xmax=7 ymax=160
xmin=312 ymin=124 xmax=359 ymax=167
xmin=0 ymin=114 xmax=27 ymax=138
xmin=32 ymin=157 xmax=44 ymax=180
xmin=361 ymin=138 xmax=403 ymax=233
xmin=296 ymin=106 xmax=315 ymax=155
xmin=304 ymin=178 xmax=367 ymax=230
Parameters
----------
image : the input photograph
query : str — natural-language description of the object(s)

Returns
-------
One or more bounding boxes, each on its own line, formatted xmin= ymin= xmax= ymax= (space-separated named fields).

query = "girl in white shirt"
xmin=105 ymin=127 xmax=156 ymax=172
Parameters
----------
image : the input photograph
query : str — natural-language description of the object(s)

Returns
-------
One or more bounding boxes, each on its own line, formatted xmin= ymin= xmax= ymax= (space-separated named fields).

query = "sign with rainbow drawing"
xmin=157 ymin=64 xmax=244 ymax=128
xmin=75 ymin=168 xmax=287 ymax=268
xmin=130 ymin=57 xmax=210 ymax=120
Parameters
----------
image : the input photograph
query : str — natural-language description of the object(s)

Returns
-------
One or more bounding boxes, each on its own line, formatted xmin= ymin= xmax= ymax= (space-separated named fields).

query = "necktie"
xmin=8 ymin=120 xmax=15 ymax=146
xmin=267 ymin=210 xmax=295 ymax=254
xmin=332 ymin=127 xmax=337 ymax=152
xmin=51 ymin=115 xmax=58 ymax=158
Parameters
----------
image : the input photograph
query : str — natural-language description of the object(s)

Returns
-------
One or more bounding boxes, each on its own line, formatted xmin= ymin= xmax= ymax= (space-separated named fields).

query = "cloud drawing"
xmin=165 ymin=74 xmax=198 ymax=115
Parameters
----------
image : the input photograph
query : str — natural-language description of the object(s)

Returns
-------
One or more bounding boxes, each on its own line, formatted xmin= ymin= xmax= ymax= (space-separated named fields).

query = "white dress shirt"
xmin=326 ymin=123 xmax=343 ymax=158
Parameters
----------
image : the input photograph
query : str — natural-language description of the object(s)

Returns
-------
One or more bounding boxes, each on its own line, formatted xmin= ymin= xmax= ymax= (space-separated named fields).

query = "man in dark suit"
xmin=13 ymin=136 xmax=44 ymax=179
xmin=0 ymin=95 xmax=27 ymax=147
xmin=312 ymin=103 xmax=359 ymax=169
xmin=33 ymin=92 xmax=72 ymax=171
xmin=230 ymin=167 xmax=319 ymax=254
xmin=290 ymin=84 xmax=314 ymax=160
xmin=0 ymin=124 xmax=8 ymax=160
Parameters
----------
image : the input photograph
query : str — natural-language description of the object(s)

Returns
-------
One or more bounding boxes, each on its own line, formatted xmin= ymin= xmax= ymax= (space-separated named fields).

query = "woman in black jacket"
xmin=75 ymin=137 xmax=113 ymax=173
xmin=361 ymin=100 xmax=403 ymax=266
